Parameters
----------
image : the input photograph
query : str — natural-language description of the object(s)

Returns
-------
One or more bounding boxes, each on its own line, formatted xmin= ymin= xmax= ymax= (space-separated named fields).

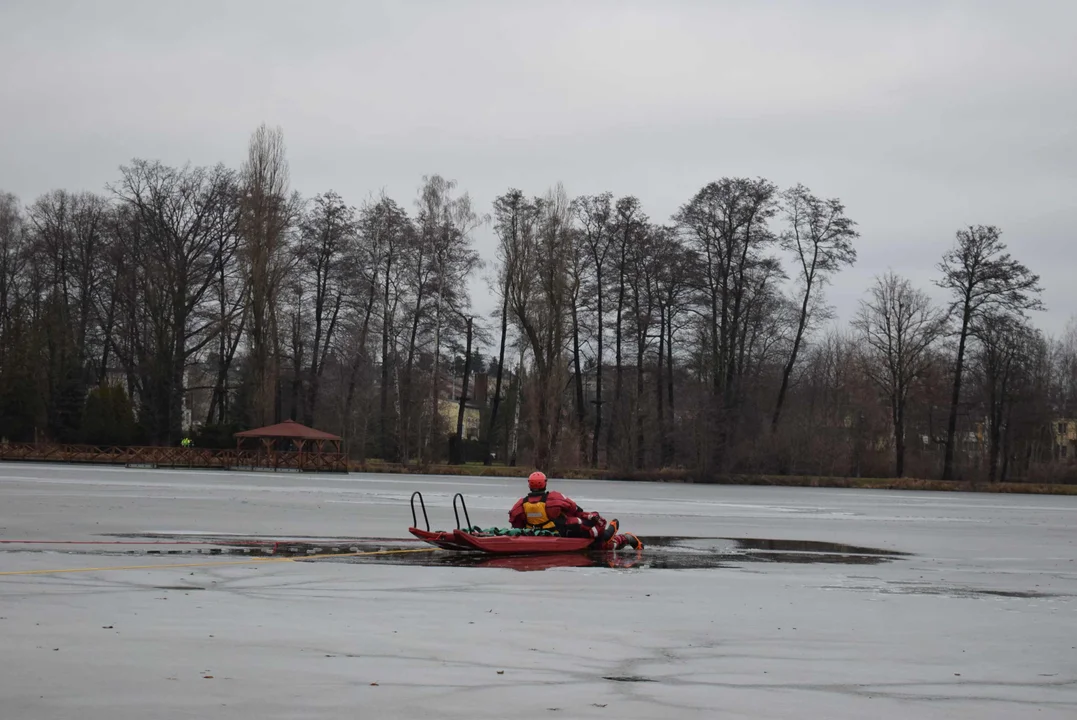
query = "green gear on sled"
xmin=467 ymin=526 xmax=560 ymax=537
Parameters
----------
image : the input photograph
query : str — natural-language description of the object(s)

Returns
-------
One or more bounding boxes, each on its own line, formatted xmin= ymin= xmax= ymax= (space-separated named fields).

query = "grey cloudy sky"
xmin=2 ymin=0 xmax=1075 ymax=338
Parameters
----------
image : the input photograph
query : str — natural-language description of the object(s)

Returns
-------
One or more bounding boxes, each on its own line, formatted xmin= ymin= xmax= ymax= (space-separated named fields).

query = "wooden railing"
xmin=0 ymin=443 xmax=348 ymax=473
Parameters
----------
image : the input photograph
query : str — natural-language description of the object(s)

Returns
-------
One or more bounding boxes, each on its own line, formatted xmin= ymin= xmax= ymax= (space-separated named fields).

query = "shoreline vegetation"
xmin=7 ymin=452 xmax=1071 ymax=495
xmin=346 ymin=461 xmax=1077 ymax=495
xmin=2 ymin=127 xmax=1075 ymax=490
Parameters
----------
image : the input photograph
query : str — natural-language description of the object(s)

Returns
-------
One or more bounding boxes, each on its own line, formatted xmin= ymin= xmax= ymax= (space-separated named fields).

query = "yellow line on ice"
xmin=0 ymin=547 xmax=438 ymax=577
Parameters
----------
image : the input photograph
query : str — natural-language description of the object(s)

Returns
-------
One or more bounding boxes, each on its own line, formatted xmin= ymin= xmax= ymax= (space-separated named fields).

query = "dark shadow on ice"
xmin=825 ymin=580 xmax=1064 ymax=599
xmin=76 ymin=533 xmax=911 ymax=572
xmin=285 ymin=535 xmax=909 ymax=571
xmin=718 ymin=537 xmax=910 ymax=556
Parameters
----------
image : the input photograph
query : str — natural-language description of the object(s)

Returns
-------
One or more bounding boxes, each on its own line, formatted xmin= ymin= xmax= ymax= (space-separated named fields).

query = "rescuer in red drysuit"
xmin=508 ymin=471 xmax=642 ymax=550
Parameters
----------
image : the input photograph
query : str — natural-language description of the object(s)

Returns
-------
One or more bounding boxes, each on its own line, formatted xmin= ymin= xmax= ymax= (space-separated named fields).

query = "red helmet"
xmin=528 ymin=471 xmax=547 ymax=491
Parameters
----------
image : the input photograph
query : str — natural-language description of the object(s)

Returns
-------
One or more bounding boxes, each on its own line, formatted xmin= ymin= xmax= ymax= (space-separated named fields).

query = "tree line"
xmin=0 ymin=125 xmax=1074 ymax=482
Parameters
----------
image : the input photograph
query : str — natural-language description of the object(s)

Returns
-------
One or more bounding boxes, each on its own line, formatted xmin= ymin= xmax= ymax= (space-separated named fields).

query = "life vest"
xmin=521 ymin=492 xmax=556 ymax=529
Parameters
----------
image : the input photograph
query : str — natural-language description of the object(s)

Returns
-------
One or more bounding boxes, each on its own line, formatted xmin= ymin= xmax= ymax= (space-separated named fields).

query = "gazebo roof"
xmin=234 ymin=419 xmax=341 ymax=442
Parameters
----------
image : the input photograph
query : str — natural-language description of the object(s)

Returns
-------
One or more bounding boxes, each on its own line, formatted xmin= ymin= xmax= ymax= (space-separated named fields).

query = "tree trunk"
xmin=485 ymin=290 xmax=509 ymax=465
xmin=610 ymin=249 xmax=625 ymax=465
xmin=428 ymin=279 xmax=443 ymax=462
xmin=988 ymin=363 xmax=1013 ymax=484
xmin=635 ymin=330 xmax=646 ymax=470
xmin=289 ymin=309 xmax=303 ymax=422
xmin=342 ymin=279 xmax=379 ymax=450
xmin=380 ymin=257 xmax=395 ymax=461
xmin=893 ymin=389 xmax=906 ymax=477
xmin=666 ymin=310 xmax=675 ymax=465
xmin=988 ymin=412 xmax=1001 ymax=484
xmin=707 ymin=278 xmax=721 ymax=397
xmin=656 ymin=304 xmax=666 ymax=466
xmin=772 ymin=276 xmax=813 ymax=432
xmin=207 ymin=328 xmax=226 ymax=426
xmin=1000 ymin=401 xmax=1014 ymax=482
xmin=400 ymin=283 xmax=425 ymax=463
xmin=943 ymin=300 xmax=973 ymax=480
xmin=207 ymin=274 xmax=229 ymax=425
xmin=97 ymin=280 xmax=118 ymax=387
xmin=168 ymin=316 xmax=186 ymax=444
xmin=508 ymin=356 xmax=524 ymax=466
xmin=571 ymin=301 xmax=587 ymax=463
xmin=306 ymin=282 xmax=325 ymax=427
xmin=591 ymin=267 xmax=604 ymax=468
xmin=354 ymin=400 xmax=369 ymax=464
xmin=249 ymin=273 xmax=277 ymax=428
xmin=269 ymin=306 xmax=284 ymax=424
xmin=451 ymin=317 xmax=473 ymax=464
xmin=304 ymin=293 xmax=343 ymax=428
xmin=533 ymin=361 xmax=551 ymax=472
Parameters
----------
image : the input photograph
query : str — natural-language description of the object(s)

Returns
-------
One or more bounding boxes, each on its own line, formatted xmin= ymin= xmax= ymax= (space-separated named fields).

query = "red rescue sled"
xmin=471 ymin=553 xmax=597 ymax=571
xmin=450 ymin=529 xmax=595 ymax=554
xmin=407 ymin=527 xmax=472 ymax=551
xmin=407 ymin=491 xmax=598 ymax=555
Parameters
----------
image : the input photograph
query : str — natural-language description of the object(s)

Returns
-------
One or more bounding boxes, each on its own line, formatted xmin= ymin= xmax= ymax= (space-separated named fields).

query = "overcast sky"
xmin=2 ymin=0 xmax=1074 ymax=341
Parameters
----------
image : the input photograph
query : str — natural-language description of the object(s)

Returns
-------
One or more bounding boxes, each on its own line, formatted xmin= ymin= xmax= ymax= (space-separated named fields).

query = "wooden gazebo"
xmin=233 ymin=420 xmax=346 ymax=472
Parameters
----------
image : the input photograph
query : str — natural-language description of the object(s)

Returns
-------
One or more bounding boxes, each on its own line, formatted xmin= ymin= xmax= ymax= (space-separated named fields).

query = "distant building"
xmin=1053 ymin=418 xmax=1077 ymax=460
xmin=438 ymin=399 xmax=482 ymax=440
xmin=438 ymin=371 xmax=485 ymax=441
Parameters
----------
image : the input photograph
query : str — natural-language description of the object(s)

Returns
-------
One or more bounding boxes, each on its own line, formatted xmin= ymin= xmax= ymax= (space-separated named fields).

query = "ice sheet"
xmin=1 ymin=463 xmax=1075 ymax=719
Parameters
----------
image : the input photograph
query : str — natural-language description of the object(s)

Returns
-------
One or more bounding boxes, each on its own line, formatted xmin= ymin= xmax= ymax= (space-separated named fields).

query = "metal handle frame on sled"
xmin=410 ymin=491 xmax=430 ymax=531
xmin=410 ymin=491 xmax=473 ymax=531
xmin=452 ymin=492 xmax=472 ymax=531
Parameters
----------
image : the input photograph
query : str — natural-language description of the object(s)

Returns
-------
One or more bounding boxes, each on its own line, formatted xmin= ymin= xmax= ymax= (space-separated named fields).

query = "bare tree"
xmin=110 ymin=159 xmax=240 ymax=443
xmin=0 ymin=193 xmax=27 ymax=370
xmin=106 ymin=203 xmax=143 ymax=401
xmin=239 ymin=124 xmax=300 ymax=427
xmin=295 ymin=191 xmax=357 ymax=426
xmin=508 ymin=185 xmax=572 ymax=471
xmin=788 ymin=329 xmax=863 ymax=476
xmin=398 ymin=206 xmax=435 ymax=463
xmin=205 ymin=196 xmax=246 ymax=425
xmin=628 ymin=224 xmax=660 ymax=468
xmin=28 ymin=191 xmax=111 ymax=365
xmin=412 ymin=175 xmax=483 ymax=460
xmin=971 ymin=312 xmax=1041 ymax=482
xmin=0 ymin=192 xmax=39 ymax=442
xmin=653 ymin=231 xmax=697 ymax=466
xmin=566 ymin=223 xmax=590 ymax=463
xmin=771 ymin=185 xmax=858 ymax=432
xmin=608 ymin=196 xmax=647 ymax=465
xmin=24 ymin=190 xmax=115 ymax=439
xmin=354 ymin=195 xmax=410 ymax=461
xmin=674 ymin=177 xmax=778 ymax=471
xmin=936 ymin=225 xmax=1044 ymax=479
xmin=489 ymin=189 xmax=537 ymax=464
xmin=853 ymin=272 xmax=947 ymax=477
xmin=572 ymin=192 xmax=615 ymax=466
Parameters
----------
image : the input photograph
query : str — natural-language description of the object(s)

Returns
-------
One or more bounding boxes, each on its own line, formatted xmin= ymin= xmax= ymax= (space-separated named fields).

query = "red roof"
xmin=234 ymin=419 xmax=341 ymax=441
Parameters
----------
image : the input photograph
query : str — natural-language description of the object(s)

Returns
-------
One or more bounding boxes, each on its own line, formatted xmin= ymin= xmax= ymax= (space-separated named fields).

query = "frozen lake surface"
xmin=1 ymin=463 xmax=1075 ymax=719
